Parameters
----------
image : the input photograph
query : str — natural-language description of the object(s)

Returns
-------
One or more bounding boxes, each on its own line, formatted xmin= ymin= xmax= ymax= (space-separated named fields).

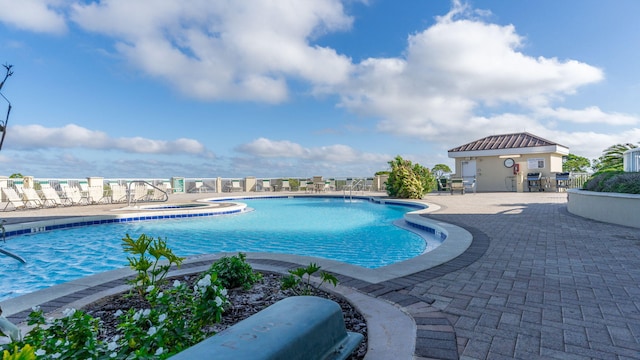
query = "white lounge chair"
xmin=21 ymin=187 xmax=44 ymax=208
xmin=40 ymin=186 xmax=70 ymax=207
xmin=130 ymin=183 xmax=148 ymax=203
xmin=261 ymin=179 xmax=271 ymax=191
xmin=226 ymin=180 xmax=242 ymax=192
xmin=150 ymin=183 xmax=169 ymax=201
xmin=88 ymin=185 xmax=108 ymax=204
xmin=61 ymin=184 xmax=89 ymax=205
xmin=280 ymin=179 xmax=291 ymax=191
xmin=109 ymin=183 xmax=128 ymax=203
xmin=2 ymin=187 xmax=27 ymax=211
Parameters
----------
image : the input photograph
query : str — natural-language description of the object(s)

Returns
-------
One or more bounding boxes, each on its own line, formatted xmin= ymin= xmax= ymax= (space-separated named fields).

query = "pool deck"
xmin=2 ymin=191 xmax=640 ymax=359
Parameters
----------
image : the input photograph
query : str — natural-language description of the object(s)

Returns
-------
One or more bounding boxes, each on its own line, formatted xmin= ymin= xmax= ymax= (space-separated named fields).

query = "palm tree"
xmin=593 ymin=143 xmax=638 ymax=172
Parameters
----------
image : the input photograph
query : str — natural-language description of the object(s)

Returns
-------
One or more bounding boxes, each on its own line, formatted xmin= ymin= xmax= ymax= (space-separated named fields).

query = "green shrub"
xmin=280 ymin=263 xmax=338 ymax=296
xmin=583 ymin=171 xmax=640 ymax=194
xmin=386 ymin=155 xmax=435 ymax=199
xmin=205 ymin=253 xmax=262 ymax=290
xmin=121 ymin=234 xmax=185 ymax=297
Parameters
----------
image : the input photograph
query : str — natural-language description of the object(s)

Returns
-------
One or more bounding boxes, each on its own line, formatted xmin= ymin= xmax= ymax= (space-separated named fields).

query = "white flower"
xmin=157 ymin=291 xmax=164 ymax=299
xmin=173 ymin=280 xmax=181 ymax=288
xmin=107 ymin=341 xmax=118 ymax=351
xmin=55 ymin=340 xmax=62 ymax=347
xmin=147 ymin=326 xmax=157 ymax=336
xmin=114 ymin=310 xmax=123 ymax=318
xmin=142 ymin=309 xmax=151 ymax=317
xmin=51 ymin=353 xmax=61 ymax=359
xmin=197 ymin=274 xmax=211 ymax=288
xmin=146 ymin=285 xmax=155 ymax=293
xmin=221 ymin=288 xmax=228 ymax=296
xmin=62 ymin=308 xmax=76 ymax=317
xmin=110 ymin=352 xmax=117 ymax=358
xmin=155 ymin=347 xmax=164 ymax=356
xmin=215 ymin=296 xmax=223 ymax=307
xmin=31 ymin=305 xmax=40 ymax=312
xmin=35 ymin=349 xmax=46 ymax=356
xmin=46 ymin=317 xmax=55 ymax=324
xmin=133 ymin=311 xmax=142 ymax=321
xmin=158 ymin=313 xmax=167 ymax=323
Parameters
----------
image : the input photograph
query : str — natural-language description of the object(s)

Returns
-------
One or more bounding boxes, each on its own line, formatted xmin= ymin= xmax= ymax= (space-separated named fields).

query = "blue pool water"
xmin=0 ymin=197 xmax=437 ymax=301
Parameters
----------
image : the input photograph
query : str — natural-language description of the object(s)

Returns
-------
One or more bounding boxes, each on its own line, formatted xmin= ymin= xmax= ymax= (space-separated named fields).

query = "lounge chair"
xmin=261 ymin=179 xmax=271 ymax=191
xmin=280 ymin=179 xmax=291 ymax=191
xmin=40 ymin=185 xmax=70 ymax=207
xmin=450 ymin=178 xmax=465 ymax=195
xmin=364 ymin=178 xmax=373 ymax=191
xmin=130 ymin=183 xmax=149 ymax=203
xmin=190 ymin=180 xmax=205 ymax=193
xmin=150 ymin=183 xmax=169 ymax=201
xmin=226 ymin=180 xmax=243 ymax=192
xmin=109 ymin=183 xmax=128 ymax=203
xmin=310 ymin=176 xmax=326 ymax=193
xmin=2 ymin=187 xmax=27 ymax=211
xmin=61 ymin=184 xmax=89 ymax=205
xmin=305 ymin=181 xmax=315 ymax=193
xmin=19 ymin=187 xmax=44 ymax=208
xmin=88 ymin=185 xmax=108 ymax=204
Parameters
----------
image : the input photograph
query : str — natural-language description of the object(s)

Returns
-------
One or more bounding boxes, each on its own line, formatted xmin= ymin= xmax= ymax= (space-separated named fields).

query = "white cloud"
xmin=545 ymin=128 xmax=640 ymax=160
xmin=69 ymin=0 xmax=354 ymax=103
xmin=7 ymin=124 xmax=212 ymax=156
xmin=236 ymin=137 xmax=388 ymax=164
xmin=0 ymin=0 xmax=67 ymax=34
xmin=538 ymin=106 xmax=639 ymax=126
xmin=332 ymin=2 xmax=604 ymax=144
xmin=235 ymin=138 xmax=307 ymax=158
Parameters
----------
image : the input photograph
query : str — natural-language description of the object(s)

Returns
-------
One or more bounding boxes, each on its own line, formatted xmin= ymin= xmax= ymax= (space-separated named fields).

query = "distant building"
xmin=623 ymin=148 xmax=640 ymax=172
xmin=448 ymin=132 xmax=569 ymax=192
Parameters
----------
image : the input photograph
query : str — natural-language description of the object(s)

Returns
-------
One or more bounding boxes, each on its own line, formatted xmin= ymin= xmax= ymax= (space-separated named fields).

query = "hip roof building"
xmin=448 ymin=132 xmax=569 ymax=192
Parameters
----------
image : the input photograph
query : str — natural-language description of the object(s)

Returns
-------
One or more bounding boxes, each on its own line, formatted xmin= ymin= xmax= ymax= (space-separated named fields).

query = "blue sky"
xmin=0 ymin=0 xmax=638 ymax=179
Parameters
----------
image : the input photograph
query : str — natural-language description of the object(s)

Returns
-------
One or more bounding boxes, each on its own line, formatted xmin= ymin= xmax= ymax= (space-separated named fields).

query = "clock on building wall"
xmin=503 ymin=158 xmax=515 ymax=168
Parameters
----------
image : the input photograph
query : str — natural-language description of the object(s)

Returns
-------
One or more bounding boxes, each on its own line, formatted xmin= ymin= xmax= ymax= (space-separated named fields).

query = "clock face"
xmin=504 ymin=158 xmax=515 ymax=168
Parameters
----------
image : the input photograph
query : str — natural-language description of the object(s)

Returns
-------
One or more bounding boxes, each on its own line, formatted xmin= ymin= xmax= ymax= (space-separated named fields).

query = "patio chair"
xmin=226 ymin=180 xmax=243 ymax=192
xmin=2 ymin=187 xmax=27 ymax=211
xmin=20 ymin=187 xmax=44 ymax=208
xmin=450 ymin=178 xmax=465 ymax=195
xmin=109 ymin=183 xmax=128 ymax=203
xmin=61 ymin=184 xmax=89 ymax=205
xmin=88 ymin=185 xmax=108 ymax=204
xmin=130 ymin=183 xmax=149 ymax=203
xmin=40 ymin=185 xmax=70 ymax=207
xmin=280 ymin=179 xmax=291 ymax=191
xmin=150 ymin=182 xmax=170 ymax=201
xmin=438 ymin=178 xmax=450 ymax=193
xmin=261 ymin=179 xmax=271 ymax=191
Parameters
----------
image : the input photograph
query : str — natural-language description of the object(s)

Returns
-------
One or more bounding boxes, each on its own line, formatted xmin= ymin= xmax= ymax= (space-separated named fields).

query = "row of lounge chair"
xmin=1 ymin=182 xmax=170 ymax=211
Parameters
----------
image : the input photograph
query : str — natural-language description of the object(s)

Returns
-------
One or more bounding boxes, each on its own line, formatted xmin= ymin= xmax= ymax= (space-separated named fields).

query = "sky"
xmin=0 ymin=0 xmax=639 ymax=179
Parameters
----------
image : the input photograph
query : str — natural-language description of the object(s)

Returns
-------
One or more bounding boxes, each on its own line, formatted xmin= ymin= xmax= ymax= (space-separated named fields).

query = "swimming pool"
xmin=0 ymin=197 xmax=441 ymax=301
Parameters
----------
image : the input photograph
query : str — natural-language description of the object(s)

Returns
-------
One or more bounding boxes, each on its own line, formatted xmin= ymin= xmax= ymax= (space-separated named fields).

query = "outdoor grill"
xmin=527 ymin=172 xmax=542 ymax=192
xmin=555 ymin=172 xmax=571 ymax=192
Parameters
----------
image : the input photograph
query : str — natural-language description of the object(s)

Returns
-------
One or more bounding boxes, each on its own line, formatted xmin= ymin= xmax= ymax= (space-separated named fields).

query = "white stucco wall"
xmin=567 ymin=189 xmax=640 ymax=229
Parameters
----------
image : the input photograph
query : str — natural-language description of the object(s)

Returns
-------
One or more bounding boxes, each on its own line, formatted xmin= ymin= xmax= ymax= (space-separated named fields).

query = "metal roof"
xmin=448 ymin=132 xmax=565 ymax=153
